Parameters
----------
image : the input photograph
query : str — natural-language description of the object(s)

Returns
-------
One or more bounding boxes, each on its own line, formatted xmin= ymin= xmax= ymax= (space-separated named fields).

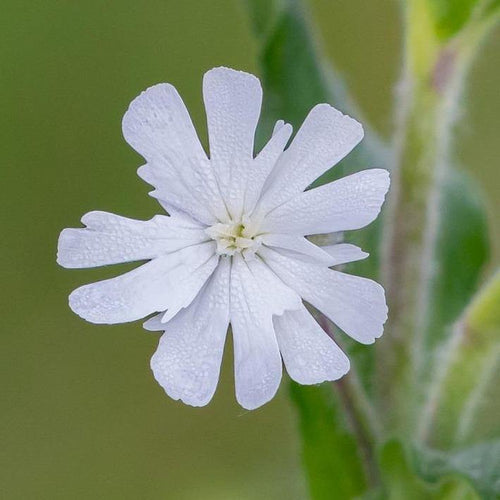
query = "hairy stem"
xmin=334 ymin=379 xmax=380 ymax=487
xmin=318 ymin=314 xmax=380 ymax=486
xmin=378 ymin=0 xmax=491 ymax=434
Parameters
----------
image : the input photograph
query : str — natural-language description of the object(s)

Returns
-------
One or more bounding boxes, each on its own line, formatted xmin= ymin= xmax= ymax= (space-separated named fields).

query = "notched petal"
xmin=275 ymin=306 xmax=350 ymax=385
xmin=262 ymin=169 xmax=390 ymax=235
xmin=150 ymin=259 xmax=230 ymax=407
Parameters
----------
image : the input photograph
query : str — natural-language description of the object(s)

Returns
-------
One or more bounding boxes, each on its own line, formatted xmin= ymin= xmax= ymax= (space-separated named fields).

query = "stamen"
xmin=206 ymin=218 xmax=262 ymax=258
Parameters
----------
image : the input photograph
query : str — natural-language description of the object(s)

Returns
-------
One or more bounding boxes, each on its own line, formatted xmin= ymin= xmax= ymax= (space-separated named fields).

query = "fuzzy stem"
xmin=378 ymin=0 xmax=493 ymax=434
xmin=378 ymin=58 xmax=456 ymax=433
xmin=334 ymin=379 xmax=380 ymax=487
xmin=318 ymin=314 xmax=381 ymax=486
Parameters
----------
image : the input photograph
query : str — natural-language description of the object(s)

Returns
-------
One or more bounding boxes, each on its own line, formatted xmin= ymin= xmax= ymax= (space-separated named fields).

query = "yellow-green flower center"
xmin=205 ymin=217 xmax=262 ymax=258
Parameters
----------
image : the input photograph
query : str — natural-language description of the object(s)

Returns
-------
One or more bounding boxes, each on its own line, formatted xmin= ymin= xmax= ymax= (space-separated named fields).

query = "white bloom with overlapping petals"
xmin=57 ymin=67 xmax=390 ymax=410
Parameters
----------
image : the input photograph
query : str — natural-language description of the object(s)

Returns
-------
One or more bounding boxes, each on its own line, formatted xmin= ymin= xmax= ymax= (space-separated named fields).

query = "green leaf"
xmin=242 ymin=0 xmax=281 ymax=38
xmin=424 ymin=169 xmax=489 ymax=355
xmin=428 ymin=0 xmax=481 ymax=40
xmin=290 ymin=383 xmax=368 ymax=499
xmin=419 ymin=0 xmax=500 ymax=42
xmin=380 ymin=440 xmax=479 ymax=500
xmin=426 ymin=271 xmax=500 ymax=447
xmin=413 ymin=441 xmax=500 ymax=499
xmin=414 ymin=168 xmax=491 ymax=446
xmin=405 ymin=0 xmax=500 ymax=85
xmin=468 ymin=269 xmax=500 ymax=331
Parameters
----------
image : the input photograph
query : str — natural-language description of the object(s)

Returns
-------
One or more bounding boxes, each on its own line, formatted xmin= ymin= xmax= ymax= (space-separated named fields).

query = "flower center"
xmin=205 ymin=216 xmax=262 ymax=258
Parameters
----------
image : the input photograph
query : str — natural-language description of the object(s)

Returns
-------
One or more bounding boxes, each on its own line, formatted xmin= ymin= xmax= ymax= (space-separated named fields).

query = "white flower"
xmin=57 ymin=67 xmax=389 ymax=410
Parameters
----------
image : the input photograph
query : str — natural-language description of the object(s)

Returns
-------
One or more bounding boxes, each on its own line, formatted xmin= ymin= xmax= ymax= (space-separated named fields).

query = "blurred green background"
xmin=1 ymin=1 xmax=498 ymax=498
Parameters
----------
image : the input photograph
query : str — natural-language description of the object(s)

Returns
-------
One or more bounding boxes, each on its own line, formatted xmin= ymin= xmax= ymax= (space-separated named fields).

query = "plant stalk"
xmin=378 ymin=0 xmax=492 ymax=435
xmin=318 ymin=314 xmax=381 ymax=486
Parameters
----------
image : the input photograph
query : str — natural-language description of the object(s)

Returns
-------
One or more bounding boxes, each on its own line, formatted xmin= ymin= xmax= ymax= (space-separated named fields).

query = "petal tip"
xmin=203 ymin=66 xmax=261 ymax=85
xmin=56 ymin=228 xmax=74 ymax=268
xmin=235 ymin=380 xmax=280 ymax=411
xmin=150 ymin=356 xmax=215 ymax=408
xmin=68 ymin=286 xmax=100 ymax=324
xmin=311 ymin=103 xmax=364 ymax=138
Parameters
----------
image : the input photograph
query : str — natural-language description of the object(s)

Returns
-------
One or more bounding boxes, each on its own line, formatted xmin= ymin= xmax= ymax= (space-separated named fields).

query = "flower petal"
xmin=261 ymin=234 xmax=334 ymax=266
xmin=242 ymin=121 xmax=292 ymax=215
xmin=150 ymin=258 xmax=230 ymax=407
xmin=203 ymin=67 xmax=263 ymax=218
xmin=258 ymin=104 xmax=364 ymax=212
xmin=142 ymin=313 xmax=165 ymax=332
xmin=260 ymin=247 xmax=388 ymax=344
xmin=320 ymin=243 xmax=369 ymax=266
xmin=272 ymin=120 xmax=286 ymax=136
xmin=203 ymin=66 xmax=262 ymax=163
xmin=57 ymin=211 xmax=208 ymax=269
xmin=249 ymin=255 xmax=303 ymax=314
xmin=122 ymin=83 xmax=227 ymax=224
xmin=69 ymin=242 xmax=217 ymax=324
xmin=262 ymin=169 xmax=390 ymax=235
xmin=230 ymin=253 xmax=294 ymax=410
xmin=274 ymin=305 xmax=350 ymax=384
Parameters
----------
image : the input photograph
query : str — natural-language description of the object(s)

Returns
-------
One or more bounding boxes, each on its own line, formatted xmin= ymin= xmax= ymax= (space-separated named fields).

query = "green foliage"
xmin=416 ymin=169 xmax=491 ymax=446
xmin=406 ymin=0 xmax=500 ymax=85
xmin=413 ymin=441 xmax=500 ymax=499
xmin=427 ymin=271 xmax=500 ymax=447
xmin=397 ymin=0 xmax=500 ymax=490
xmin=245 ymin=0 xmax=499 ymax=498
xmin=422 ymin=0 xmax=500 ymax=41
xmin=425 ymin=169 xmax=489 ymax=352
xmin=380 ymin=440 xmax=479 ymax=499
xmin=468 ymin=270 xmax=500 ymax=331
xmin=248 ymin=0 xmax=384 ymax=180
xmin=429 ymin=0 xmax=482 ymax=40
xmin=290 ymin=383 xmax=367 ymax=499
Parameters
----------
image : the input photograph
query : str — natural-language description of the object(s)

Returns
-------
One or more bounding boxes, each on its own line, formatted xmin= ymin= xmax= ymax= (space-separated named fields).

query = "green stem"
xmin=379 ymin=64 xmax=455 ymax=433
xmin=318 ymin=315 xmax=381 ymax=486
xmin=334 ymin=379 xmax=380 ymax=487
xmin=378 ymin=0 xmax=494 ymax=435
